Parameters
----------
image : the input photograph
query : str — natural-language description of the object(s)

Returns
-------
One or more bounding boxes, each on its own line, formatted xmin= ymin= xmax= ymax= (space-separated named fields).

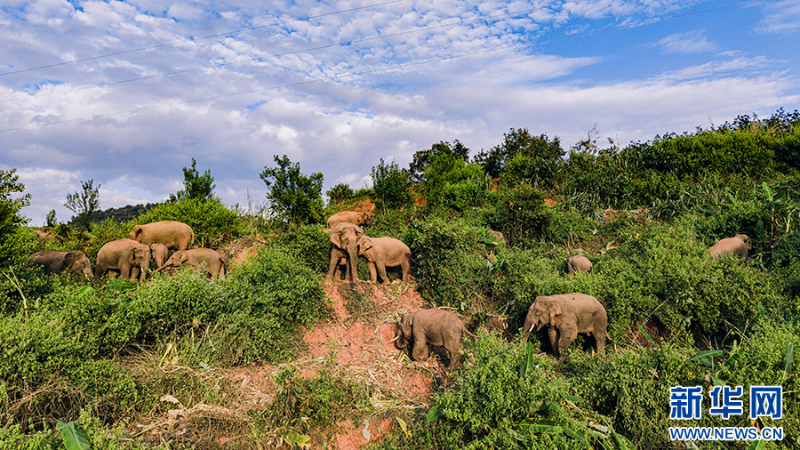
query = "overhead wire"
xmin=0 ymin=0 xmax=770 ymax=134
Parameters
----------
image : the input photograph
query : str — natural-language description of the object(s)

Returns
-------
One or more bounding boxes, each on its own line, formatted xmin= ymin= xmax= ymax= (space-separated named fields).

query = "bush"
xmin=484 ymin=184 xmax=551 ymax=249
xmin=275 ymin=224 xmax=331 ymax=274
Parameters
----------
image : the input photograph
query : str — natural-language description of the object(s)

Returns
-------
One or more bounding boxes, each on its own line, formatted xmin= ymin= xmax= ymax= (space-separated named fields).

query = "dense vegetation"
xmin=1 ymin=109 xmax=799 ymax=449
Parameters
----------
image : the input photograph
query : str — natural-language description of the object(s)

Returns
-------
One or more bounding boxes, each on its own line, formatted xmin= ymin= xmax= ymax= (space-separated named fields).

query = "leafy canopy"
xmin=371 ymin=158 xmax=413 ymax=212
xmin=260 ymin=155 xmax=324 ymax=225
xmin=64 ymin=179 xmax=100 ymax=232
xmin=169 ymin=157 xmax=216 ymax=203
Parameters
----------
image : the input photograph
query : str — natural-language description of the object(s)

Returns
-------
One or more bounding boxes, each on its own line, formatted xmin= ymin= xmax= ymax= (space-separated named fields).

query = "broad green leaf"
xmin=747 ymin=440 xmax=765 ymax=450
xmin=76 ymin=286 xmax=94 ymax=296
xmin=562 ymin=393 xmax=583 ymax=404
xmin=685 ymin=350 xmax=723 ymax=366
xmin=710 ymin=375 xmax=727 ymax=387
xmin=519 ymin=419 xmax=563 ymax=433
xmin=636 ymin=323 xmax=656 ymax=348
xmin=519 ymin=342 xmax=536 ymax=378
xmin=611 ymin=431 xmax=637 ymax=450
xmin=56 ymin=421 xmax=91 ymax=450
xmin=108 ymin=279 xmax=136 ymax=292
xmin=426 ymin=405 xmax=442 ymax=422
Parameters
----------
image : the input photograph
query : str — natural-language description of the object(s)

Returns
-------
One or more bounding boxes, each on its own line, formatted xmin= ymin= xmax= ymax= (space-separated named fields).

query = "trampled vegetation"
xmin=1 ymin=109 xmax=799 ymax=449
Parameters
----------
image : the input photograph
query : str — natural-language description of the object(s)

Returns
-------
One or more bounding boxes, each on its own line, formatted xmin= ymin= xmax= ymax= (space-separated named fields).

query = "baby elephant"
xmin=156 ymin=248 xmax=226 ymax=280
xmin=394 ymin=309 xmax=477 ymax=370
xmin=565 ymin=255 xmax=592 ymax=275
xmin=30 ymin=250 xmax=93 ymax=276
xmin=709 ymin=234 xmax=751 ymax=259
xmin=523 ymin=293 xmax=607 ymax=362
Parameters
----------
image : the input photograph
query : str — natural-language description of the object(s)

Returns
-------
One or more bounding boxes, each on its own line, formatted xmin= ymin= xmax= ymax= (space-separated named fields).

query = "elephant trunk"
xmin=393 ymin=325 xmax=409 ymax=349
xmin=346 ymin=244 xmax=359 ymax=282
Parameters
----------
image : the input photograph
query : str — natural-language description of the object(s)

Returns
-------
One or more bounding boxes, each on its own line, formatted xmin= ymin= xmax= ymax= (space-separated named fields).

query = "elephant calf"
xmin=95 ymin=239 xmax=151 ymax=283
xmin=30 ymin=250 xmax=93 ymax=276
xmin=156 ymin=248 xmax=226 ymax=280
xmin=523 ymin=293 xmax=607 ymax=362
xmin=360 ymin=236 xmax=412 ymax=284
xmin=709 ymin=234 xmax=751 ymax=259
xmin=566 ymin=255 xmax=592 ymax=275
xmin=394 ymin=309 xmax=477 ymax=370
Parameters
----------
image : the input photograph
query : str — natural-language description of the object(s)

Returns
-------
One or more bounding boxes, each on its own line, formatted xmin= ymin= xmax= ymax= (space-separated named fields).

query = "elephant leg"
xmin=401 ymin=259 xmax=410 ymax=282
xmin=326 ymin=250 xmax=340 ymax=282
xmin=367 ymin=262 xmax=378 ymax=283
xmin=556 ymin=325 xmax=578 ymax=362
xmin=131 ymin=267 xmax=140 ymax=281
xmin=411 ymin=340 xmax=429 ymax=362
xmin=119 ymin=262 xmax=132 ymax=281
xmin=594 ymin=327 xmax=607 ymax=354
xmin=108 ymin=270 xmax=118 ymax=280
xmin=376 ymin=262 xmax=390 ymax=285
xmin=445 ymin=341 xmax=460 ymax=370
xmin=547 ymin=327 xmax=558 ymax=357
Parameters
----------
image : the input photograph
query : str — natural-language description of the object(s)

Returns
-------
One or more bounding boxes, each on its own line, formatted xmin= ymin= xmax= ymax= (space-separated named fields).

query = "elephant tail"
xmin=462 ymin=324 xmax=478 ymax=339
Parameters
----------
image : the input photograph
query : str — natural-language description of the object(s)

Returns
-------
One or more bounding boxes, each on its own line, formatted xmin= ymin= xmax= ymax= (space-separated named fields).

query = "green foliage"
xmin=90 ymin=203 xmax=156 ymax=224
xmin=275 ymin=224 xmax=331 ymax=273
xmin=65 ymin=179 xmax=101 ymax=232
xmin=484 ymin=184 xmax=551 ymax=248
xmin=408 ymin=140 xmax=470 ymax=183
xmin=260 ymin=154 xmax=325 ymax=225
xmin=475 ymin=129 xmax=564 ymax=188
xmin=371 ymin=158 xmax=413 ymax=212
xmin=220 ymin=246 xmax=327 ymax=363
xmin=133 ymin=197 xmax=243 ymax=248
xmin=418 ymin=153 xmax=490 ymax=212
xmin=45 ymin=210 xmax=57 ymax=227
xmin=326 ymin=183 xmax=355 ymax=206
xmin=169 ymin=157 xmax=216 ymax=203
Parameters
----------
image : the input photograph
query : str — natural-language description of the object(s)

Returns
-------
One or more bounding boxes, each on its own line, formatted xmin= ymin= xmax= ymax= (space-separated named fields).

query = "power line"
xmin=0 ymin=0 xmax=769 ymax=134
xmin=0 ymin=0 xmax=405 ymax=77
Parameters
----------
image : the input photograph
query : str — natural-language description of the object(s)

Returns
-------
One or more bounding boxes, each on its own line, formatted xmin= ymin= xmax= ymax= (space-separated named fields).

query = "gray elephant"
xmin=150 ymin=243 xmax=170 ymax=268
xmin=155 ymin=248 xmax=226 ymax=280
xmin=129 ymin=220 xmax=194 ymax=251
xmin=326 ymin=210 xmax=371 ymax=230
xmin=30 ymin=250 xmax=93 ymax=276
xmin=360 ymin=236 xmax=412 ymax=284
xmin=95 ymin=238 xmax=151 ymax=283
xmin=709 ymin=234 xmax=751 ymax=259
xmin=522 ymin=293 xmax=607 ymax=362
xmin=566 ymin=255 xmax=592 ymax=275
xmin=394 ymin=309 xmax=477 ymax=370
xmin=326 ymin=222 xmax=365 ymax=283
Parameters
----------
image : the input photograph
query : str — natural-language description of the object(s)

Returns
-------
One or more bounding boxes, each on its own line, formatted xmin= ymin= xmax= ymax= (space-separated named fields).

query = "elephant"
xmin=326 ymin=222 xmax=365 ymax=283
xmin=154 ymin=248 xmax=226 ymax=280
xmin=565 ymin=255 xmax=592 ymax=275
xmin=30 ymin=250 xmax=93 ymax=276
xmin=359 ymin=236 xmax=412 ymax=284
xmin=522 ymin=293 xmax=607 ymax=362
xmin=394 ymin=309 xmax=477 ymax=370
xmin=709 ymin=234 xmax=751 ymax=259
xmin=129 ymin=220 xmax=194 ymax=251
xmin=326 ymin=210 xmax=371 ymax=230
xmin=31 ymin=229 xmax=55 ymax=240
xmin=95 ymin=238 xmax=151 ymax=283
xmin=150 ymin=243 xmax=170 ymax=268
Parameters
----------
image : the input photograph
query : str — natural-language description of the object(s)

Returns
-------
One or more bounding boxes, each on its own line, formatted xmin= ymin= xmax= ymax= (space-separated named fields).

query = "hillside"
xmin=0 ymin=109 xmax=799 ymax=449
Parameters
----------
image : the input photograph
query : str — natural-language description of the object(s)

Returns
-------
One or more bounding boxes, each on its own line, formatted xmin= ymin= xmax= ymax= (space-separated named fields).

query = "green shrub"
xmin=275 ymin=224 xmax=331 ymax=274
xmin=483 ymin=184 xmax=551 ymax=249
xmin=69 ymin=360 xmax=140 ymax=421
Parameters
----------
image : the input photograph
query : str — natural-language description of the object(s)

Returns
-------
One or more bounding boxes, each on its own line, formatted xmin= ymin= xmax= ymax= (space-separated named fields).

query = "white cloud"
xmin=756 ymin=0 xmax=800 ymax=34
xmin=656 ymin=30 xmax=715 ymax=54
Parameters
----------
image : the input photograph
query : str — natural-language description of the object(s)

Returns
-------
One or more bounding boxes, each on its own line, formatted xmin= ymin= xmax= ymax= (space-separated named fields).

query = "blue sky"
xmin=1 ymin=0 xmax=798 ymax=225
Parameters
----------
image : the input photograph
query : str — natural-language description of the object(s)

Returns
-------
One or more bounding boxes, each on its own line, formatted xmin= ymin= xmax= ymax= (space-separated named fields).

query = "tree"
xmin=326 ymin=183 xmax=355 ymax=206
xmin=371 ymin=159 xmax=413 ymax=212
xmin=64 ymin=179 xmax=100 ymax=231
xmin=169 ymin=158 xmax=216 ymax=203
xmin=474 ymin=128 xmax=565 ymax=188
xmin=259 ymin=155 xmax=324 ymax=225
xmin=1 ymin=167 xmax=30 ymax=251
xmin=45 ymin=210 xmax=57 ymax=227
xmin=408 ymin=140 xmax=470 ymax=183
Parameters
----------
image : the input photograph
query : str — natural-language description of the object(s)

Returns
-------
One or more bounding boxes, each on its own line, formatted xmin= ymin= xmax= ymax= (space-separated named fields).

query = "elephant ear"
xmin=400 ymin=313 xmax=413 ymax=336
xmin=179 ymin=253 xmax=189 ymax=264
xmin=64 ymin=251 xmax=77 ymax=267
xmin=357 ymin=235 xmax=373 ymax=251
xmin=329 ymin=232 xmax=342 ymax=248
xmin=549 ymin=303 xmax=563 ymax=327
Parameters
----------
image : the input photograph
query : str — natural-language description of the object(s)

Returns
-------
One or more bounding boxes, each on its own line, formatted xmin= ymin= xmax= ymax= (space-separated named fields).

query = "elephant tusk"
xmin=389 ymin=335 xmax=400 ymax=342
xmin=528 ymin=324 xmax=535 ymax=333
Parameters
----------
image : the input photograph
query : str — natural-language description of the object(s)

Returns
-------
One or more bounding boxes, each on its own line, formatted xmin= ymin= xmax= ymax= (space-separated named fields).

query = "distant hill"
xmin=67 ymin=203 xmax=158 ymax=226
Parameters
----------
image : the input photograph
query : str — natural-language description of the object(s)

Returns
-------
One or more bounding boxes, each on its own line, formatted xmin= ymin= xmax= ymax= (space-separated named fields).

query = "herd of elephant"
xmin=29 ymin=220 xmax=226 ymax=282
xmin=29 ymin=211 xmax=754 ymax=370
xmin=390 ymin=231 xmax=752 ymax=370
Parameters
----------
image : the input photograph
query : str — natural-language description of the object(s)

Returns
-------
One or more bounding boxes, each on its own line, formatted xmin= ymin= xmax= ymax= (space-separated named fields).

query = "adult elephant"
xmin=394 ymin=309 xmax=477 ymax=370
xmin=155 ymin=248 xmax=226 ymax=280
xmin=709 ymin=234 xmax=751 ymax=259
xmin=95 ymin=239 xmax=151 ymax=283
xmin=129 ymin=220 xmax=194 ymax=251
xmin=565 ymin=255 xmax=592 ymax=275
xmin=326 ymin=210 xmax=370 ymax=229
xmin=522 ymin=293 xmax=607 ymax=362
xmin=359 ymin=236 xmax=412 ymax=284
xmin=30 ymin=250 xmax=93 ymax=276
xmin=326 ymin=222 xmax=365 ymax=283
